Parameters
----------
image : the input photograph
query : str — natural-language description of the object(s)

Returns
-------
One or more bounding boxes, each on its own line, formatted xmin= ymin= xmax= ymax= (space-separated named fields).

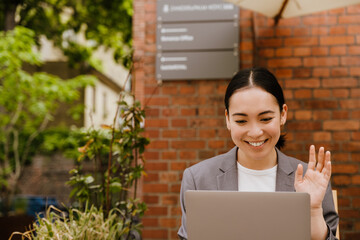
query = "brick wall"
xmin=133 ymin=1 xmax=360 ymax=239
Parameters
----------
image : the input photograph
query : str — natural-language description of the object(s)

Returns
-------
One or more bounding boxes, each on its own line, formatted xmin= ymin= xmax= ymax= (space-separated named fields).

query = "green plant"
xmin=63 ymin=92 xmax=149 ymax=238
xmin=0 ymin=26 xmax=96 ymax=216
xmin=11 ymin=204 xmax=144 ymax=240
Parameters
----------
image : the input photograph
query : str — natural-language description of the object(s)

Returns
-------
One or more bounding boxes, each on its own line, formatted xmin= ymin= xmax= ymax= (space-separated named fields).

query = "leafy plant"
xmin=1 ymin=0 xmax=133 ymax=68
xmin=0 ymin=26 xmax=96 ymax=215
xmin=67 ymin=95 xmax=149 ymax=211
xmin=11 ymin=204 xmax=145 ymax=240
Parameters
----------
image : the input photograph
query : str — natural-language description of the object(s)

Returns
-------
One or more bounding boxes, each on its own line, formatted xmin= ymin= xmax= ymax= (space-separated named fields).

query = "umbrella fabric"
xmin=226 ymin=0 xmax=360 ymax=19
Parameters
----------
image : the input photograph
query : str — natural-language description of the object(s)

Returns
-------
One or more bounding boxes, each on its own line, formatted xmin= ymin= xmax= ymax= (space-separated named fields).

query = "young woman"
xmin=178 ymin=67 xmax=339 ymax=240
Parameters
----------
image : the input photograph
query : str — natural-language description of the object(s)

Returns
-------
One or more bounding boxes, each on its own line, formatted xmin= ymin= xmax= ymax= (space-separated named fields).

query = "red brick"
xmin=179 ymin=151 xmax=196 ymax=160
xmin=311 ymin=47 xmax=329 ymax=56
xmin=330 ymin=46 xmax=347 ymax=55
xmin=143 ymin=195 xmax=159 ymax=204
xmin=208 ymin=140 xmax=225 ymax=149
xmin=303 ymin=57 xmax=339 ymax=67
xmin=294 ymin=47 xmax=311 ymax=56
xmin=329 ymin=26 xmax=347 ymax=35
xmin=313 ymin=68 xmax=330 ymax=77
xmin=320 ymin=36 xmax=355 ymax=45
xmin=341 ymin=56 xmax=360 ymax=66
xmin=339 ymin=15 xmax=360 ymax=24
xmin=171 ymin=119 xmax=188 ymax=127
xmin=161 ymin=151 xmax=177 ymax=160
xmin=313 ymin=89 xmax=331 ymax=98
xmin=162 ymin=85 xmax=178 ymax=95
xmin=287 ymin=79 xmax=321 ymax=88
xmin=179 ymin=85 xmax=196 ymax=95
xmin=161 ymin=195 xmax=178 ymax=206
xmin=332 ymin=110 xmax=350 ymax=119
xmin=159 ymin=217 xmax=177 ymax=228
xmin=257 ymin=38 xmax=283 ymax=47
xmin=311 ymin=26 xmax=328 ymax=35
xmin=340 ymin=99 xmax=360 ymax=109
xmin=294 ymin=89 xmax=312 ymax=99
xmin=275 ymin=69 xmax=293 ymax=78
xmin=148 ymin=140 xmax=169 ymax=149
xmin=179 ymin=129 xmax=196 ymax=138
xmin=160 ymin=172 xmax=178 ymax=182
xmin=286 ymin=122 xmax=322 ymax=131
xmin=343 ymin=142 xmax=360 ymax=151
xmin=332 ymin=132 xmax=350 ymax=141
xmin=293 ymin=27 xmax=309 ymax=36
xmin=142 ymin=229 xmax=168 ymax=238
xmin=162 ymin=130 xmax=178 ymax=138
xmin=171 ymin=140 xmax=205 ymax=149
xmin=333 ymin=175 xmax=351 ymax=185
xmin=304 ymin=100 xmax=338 ymax=109
xmin=352 ymin=176 xmax=360 ymax=185
xmin=181 ymin=108 xmax=197 ymax=117
xmin=145 ymin=162 xmax=168 ymax=171
xmin=295 ymin=110 xmax=312 ymax=120
xmin=142 ymin=217 xmax=159 ymax=227
xmin=324 ymin=120 xmax=359 ymax=131
xmin=170 ymin=162 xmax=187 ymax=171
xmin=331 ymin=67 xmax=349 ymax=77
xmin=144 ymin=151 xmax=160 ymax=160
xmin=335 ymin=90 xmax=350 ymax=100
xmin=350 ymin=67 xmax=360 ymax=76
xmin=348 ymin=25 xmax=360 ymax=34
xmin=349 ymin=46 xmax=360 ymax=55
xmin=284 ymin=37 xmax=318 ymax=46
xmin=275 ymin=28 xmax=292 ymax=37
xmin=162 ymin=108 xmax=178 ymax=117
xmin=314 ymin=132 xmax=332 ymax=142
xmin=323 ymin=78 xmax=358 ymax=88
xmin=275 ymin=48 xmax=293 ymax=57
xmin=146 ymin=119 xmax=168 ymax=128
xmin=303 ymin=16 xmax=337 ymax=25
xmin=332 ymin=164 xmax=359 ymax=174
xmin=143 ymin=184 xmax=168 ymax=193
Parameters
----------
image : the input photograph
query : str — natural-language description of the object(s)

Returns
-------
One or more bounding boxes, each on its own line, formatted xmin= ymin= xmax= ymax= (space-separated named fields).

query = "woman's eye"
xmin=261 ymin=118 xmax=273 ymax=122
xmin=235 ymin=120 xmax=247 ymax=124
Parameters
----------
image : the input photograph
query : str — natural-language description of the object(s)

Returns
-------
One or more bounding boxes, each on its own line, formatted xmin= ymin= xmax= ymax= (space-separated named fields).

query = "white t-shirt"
xmin=237 ymin=162 xmax=277 ymax=192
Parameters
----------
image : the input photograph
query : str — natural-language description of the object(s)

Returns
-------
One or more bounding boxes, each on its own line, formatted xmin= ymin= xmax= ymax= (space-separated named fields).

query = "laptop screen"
xmin=185 ymin=190 xmax=311 ymax=240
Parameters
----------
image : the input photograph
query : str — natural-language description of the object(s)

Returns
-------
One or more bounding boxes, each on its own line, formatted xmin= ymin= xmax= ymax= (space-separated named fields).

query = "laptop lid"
xmin=185 ymin=191 xmax=310 ymax=240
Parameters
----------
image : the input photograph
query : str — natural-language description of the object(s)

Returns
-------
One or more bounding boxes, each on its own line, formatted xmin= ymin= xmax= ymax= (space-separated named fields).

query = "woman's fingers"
xmin=321 ymin=151 xmax=332 ymax=179
xmin=316 ymin=147 xmax=325 ymax=171
xmin=295 ymin=163 xmax=303 ymax=186
xmin=308 ymin=145 xmax=316 ymax=170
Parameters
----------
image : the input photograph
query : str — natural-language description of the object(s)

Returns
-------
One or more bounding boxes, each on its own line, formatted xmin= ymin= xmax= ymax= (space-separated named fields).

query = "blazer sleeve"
xmin=178 ymin=168 xmax=195 ymax=240
xmin=323 ymin=182 xmax=339 ymax=240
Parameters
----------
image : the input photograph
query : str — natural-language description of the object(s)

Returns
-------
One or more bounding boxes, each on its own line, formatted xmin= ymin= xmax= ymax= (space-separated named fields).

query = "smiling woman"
xmin=178 ymin=67 xmax=339 ymax=240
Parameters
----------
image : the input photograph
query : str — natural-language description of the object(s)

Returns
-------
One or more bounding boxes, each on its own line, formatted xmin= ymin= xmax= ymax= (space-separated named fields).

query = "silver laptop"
xmin=185 ymin=191 xmax=311 ymax=240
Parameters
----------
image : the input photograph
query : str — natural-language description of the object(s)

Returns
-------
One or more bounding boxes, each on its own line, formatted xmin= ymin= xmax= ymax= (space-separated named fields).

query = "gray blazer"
xmin=178 ymin=147 xmax=339 ymax=240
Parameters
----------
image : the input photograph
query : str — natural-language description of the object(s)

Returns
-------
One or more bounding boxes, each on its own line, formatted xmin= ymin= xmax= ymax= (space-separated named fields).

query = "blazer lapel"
xmin=216 ymin=147 xmax=238 ymax=191
xmin=275 ymin=148 xmax=296 ymax=192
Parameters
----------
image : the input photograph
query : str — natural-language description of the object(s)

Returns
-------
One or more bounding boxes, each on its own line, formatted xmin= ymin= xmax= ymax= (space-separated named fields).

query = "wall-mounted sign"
xmin=157 ymin=21 xmax=238 ymax=51
xmin=157 ymin=0 xmax=238 ymax=22
xmin=156 ymin=51 xmax=238 ymax=80
xmin=156 ymin=0 xmax=239 ymax=81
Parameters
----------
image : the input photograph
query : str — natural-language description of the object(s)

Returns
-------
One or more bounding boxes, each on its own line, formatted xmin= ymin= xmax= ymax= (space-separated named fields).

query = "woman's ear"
xmin=225 ymin=109 xmax=231 ymax=130
xmin=280 ymin=104 xmax=288 ymax=125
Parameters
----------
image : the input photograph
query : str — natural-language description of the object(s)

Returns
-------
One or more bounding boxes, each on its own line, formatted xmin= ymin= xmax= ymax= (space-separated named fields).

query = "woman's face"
xmin=225 ymin=87 xmax=287 ymax=169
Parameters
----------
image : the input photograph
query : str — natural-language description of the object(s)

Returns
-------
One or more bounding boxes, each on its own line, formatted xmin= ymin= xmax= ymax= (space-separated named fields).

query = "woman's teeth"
xmin=248 ymin=141 xmax=265 ymax=147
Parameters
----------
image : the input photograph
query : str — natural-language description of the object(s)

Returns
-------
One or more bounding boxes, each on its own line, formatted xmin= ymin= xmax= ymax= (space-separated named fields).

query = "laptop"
xmin=185 ymin=190 xmax=311 ymax=240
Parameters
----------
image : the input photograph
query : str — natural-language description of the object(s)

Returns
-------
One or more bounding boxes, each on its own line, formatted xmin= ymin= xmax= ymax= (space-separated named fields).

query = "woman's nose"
xmin=247 ymin=124 xmax=263 ymax=138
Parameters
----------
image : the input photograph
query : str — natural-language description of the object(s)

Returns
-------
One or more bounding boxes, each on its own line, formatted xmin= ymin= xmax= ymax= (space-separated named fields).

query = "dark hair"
xmin=224 ymin=67 xmax=286 ymax=149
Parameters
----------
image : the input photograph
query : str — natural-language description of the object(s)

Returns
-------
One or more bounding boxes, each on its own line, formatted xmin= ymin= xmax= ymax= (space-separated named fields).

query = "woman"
xmin=178 ymin=67 xmax=339 ymax=240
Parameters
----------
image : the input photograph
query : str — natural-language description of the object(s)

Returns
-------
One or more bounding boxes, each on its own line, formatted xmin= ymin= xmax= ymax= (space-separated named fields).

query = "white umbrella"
xmin=226 ymin=0 xmax=360 ymax=24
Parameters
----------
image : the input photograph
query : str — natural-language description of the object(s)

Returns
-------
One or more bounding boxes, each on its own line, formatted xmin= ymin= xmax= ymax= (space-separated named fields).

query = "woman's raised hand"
xmin=294 ymin=145 xmax=332 ymax=209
